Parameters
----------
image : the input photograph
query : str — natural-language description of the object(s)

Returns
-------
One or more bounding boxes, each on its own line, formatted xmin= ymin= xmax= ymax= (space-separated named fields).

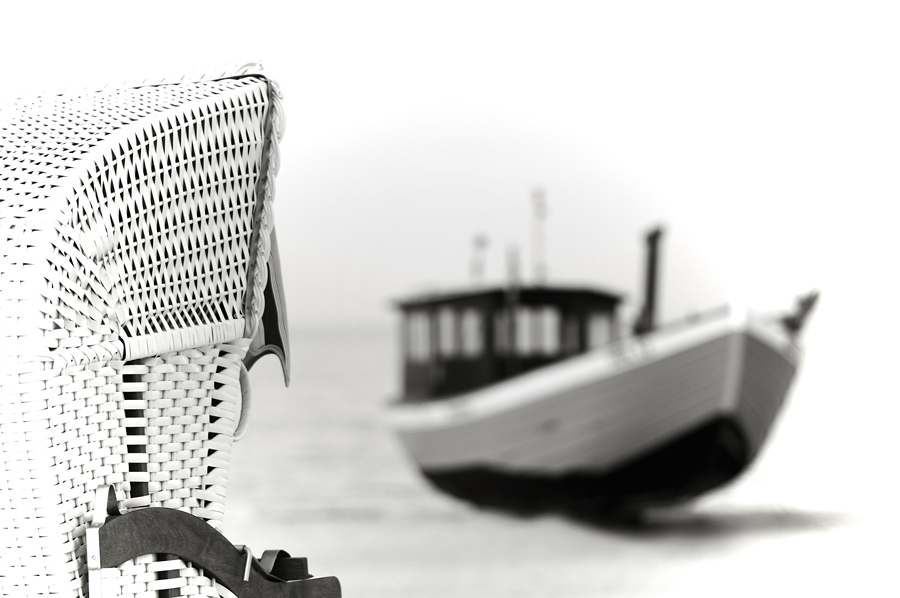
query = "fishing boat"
xmin=386 ymin=227 xmax=817 ymax=512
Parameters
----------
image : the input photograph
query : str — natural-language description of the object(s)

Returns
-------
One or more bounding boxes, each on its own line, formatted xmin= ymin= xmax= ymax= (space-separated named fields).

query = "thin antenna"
xmin=506 ymin=244 xmax=521 ymax=289
xmin=469 ymin=234 xmax=489 ymax=283
xmin=531 ymin=185 xmax=548 ymax=285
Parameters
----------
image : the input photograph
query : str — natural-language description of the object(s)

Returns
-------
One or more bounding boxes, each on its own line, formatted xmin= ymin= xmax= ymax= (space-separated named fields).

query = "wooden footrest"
xmin=87 ymin=487 xmax=341 ymax=598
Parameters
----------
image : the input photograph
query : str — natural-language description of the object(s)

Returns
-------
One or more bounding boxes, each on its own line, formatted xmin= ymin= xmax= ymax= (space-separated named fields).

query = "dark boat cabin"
xmin=397 ymin=286 xmax=622 ymax=401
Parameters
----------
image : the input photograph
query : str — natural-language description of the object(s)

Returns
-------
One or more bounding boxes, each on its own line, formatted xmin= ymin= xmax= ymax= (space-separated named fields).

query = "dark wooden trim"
xmin=98 ymin=507 xmax=340 ymax=598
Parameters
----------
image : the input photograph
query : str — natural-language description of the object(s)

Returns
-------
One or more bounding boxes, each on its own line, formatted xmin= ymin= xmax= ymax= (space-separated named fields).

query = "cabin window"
xmin=562 ymin=314 xmax=580 ymax=354
xmin=588 ymin=312 xmax=612 ymax=349
xmin=514 ymin=307 xmax=532 ymax=355
xmin=461 ymin=308 xmax=483 ymax=357
xmin=494 ymin=310 xmax=509 ymax=355
xmin=538 ymin=306 xmax=560 ymax=355
xmin=494 ymin=309 xmax=519 ymax=355
xmin=438 ymin=307 xmax=457 ymax=357
xmin=405 ymin=311 xmax=431 ymax=362
xmin=514 ymin=306 xmax=560 ymax=356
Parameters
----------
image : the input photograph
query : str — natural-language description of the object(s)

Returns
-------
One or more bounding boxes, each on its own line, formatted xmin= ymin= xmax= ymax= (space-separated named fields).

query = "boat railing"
xmin=601 ymin=303 xmax=732 ymax=356
xmin=647 ymin=303 xmax=732 ymax=337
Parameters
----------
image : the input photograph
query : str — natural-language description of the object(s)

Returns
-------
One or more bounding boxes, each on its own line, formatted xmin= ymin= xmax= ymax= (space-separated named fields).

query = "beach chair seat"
xmin=0 ymin=65 xmax=337 ymax=597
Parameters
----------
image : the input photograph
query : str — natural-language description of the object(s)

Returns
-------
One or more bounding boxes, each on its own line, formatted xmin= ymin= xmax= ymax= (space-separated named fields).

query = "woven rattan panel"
xmin=1 ymin=76 xmax=272 ymax=361
xmin=1 ymin=72 xmax=283 ymax=597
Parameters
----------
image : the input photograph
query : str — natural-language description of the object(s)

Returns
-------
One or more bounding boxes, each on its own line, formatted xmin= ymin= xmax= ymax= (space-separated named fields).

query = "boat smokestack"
xmin=633 ymin=227 xmax=663 ymax=336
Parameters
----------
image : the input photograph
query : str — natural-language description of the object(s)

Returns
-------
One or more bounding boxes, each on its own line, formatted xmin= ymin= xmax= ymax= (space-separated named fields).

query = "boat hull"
xmin=423 ymin=416 xmax=747 ymax=511
xmin=388 ymin=313 xmax=799 ymax=510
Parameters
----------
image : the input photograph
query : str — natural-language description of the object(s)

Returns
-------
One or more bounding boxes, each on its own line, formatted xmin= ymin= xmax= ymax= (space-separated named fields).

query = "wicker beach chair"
xmin=0 ymin=66 xmax=339 ymax=597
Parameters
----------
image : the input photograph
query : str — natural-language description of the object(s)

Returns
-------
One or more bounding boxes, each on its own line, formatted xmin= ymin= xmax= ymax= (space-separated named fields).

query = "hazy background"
xmin=3 ymin=0 xmax=898 ymax=465
xmin=3 ymin=1 xmax=897 ymax=327
xmin=2 ymin=2 xmax=899 ymax=594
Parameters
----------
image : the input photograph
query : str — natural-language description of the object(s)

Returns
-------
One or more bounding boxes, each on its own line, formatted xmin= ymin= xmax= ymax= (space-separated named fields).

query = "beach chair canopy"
xmin=0 ymin=65 xmax=295 ymax=597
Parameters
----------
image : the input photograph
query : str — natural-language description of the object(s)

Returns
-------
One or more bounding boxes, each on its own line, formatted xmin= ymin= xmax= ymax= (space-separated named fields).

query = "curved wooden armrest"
xmin=87 ymin=487 xmax=340 ymax=598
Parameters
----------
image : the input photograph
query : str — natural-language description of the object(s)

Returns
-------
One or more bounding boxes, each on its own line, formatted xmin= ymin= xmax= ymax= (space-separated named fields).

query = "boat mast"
xmin=531 ymin=185 xmax=548 ymax=286
xmin=470 ymin=233 xmax=489 ymax=284
xmin=633 ymin=227 xmax=664 ymax=336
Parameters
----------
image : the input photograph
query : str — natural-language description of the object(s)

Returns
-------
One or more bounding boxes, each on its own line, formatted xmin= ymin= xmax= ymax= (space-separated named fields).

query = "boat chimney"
xmin=633 ymin=226 xmax=663 ymax=336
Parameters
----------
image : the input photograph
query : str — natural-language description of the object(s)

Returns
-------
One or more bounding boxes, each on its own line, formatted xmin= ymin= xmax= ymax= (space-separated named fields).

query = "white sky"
xmin=2 ymin=1 xmax=898 ymax=342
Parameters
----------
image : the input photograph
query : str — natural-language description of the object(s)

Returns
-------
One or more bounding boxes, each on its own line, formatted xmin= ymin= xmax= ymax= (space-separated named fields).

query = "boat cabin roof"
xmin=396 ymin=285 xmax=622 ymax=312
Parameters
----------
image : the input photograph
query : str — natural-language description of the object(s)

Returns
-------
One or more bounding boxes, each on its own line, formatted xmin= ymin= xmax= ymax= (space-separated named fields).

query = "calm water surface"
xmin=225 ymin=326 xmax=893 ymax=597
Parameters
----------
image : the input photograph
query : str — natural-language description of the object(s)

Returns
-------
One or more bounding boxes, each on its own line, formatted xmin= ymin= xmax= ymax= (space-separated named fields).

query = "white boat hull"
xmin=387 ymin=309 xmax=800 ymax=509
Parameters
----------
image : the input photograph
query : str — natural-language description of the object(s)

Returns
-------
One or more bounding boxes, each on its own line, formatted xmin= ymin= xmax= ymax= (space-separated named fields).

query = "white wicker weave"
xmin=0 ymin=65 xmax=286 ymax=597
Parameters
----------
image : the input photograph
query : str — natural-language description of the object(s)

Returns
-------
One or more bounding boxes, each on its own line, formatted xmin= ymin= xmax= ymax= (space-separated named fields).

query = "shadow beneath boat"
xmin=558 ymin=502 xmax=851 ymax=538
